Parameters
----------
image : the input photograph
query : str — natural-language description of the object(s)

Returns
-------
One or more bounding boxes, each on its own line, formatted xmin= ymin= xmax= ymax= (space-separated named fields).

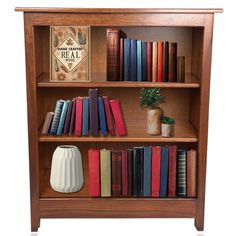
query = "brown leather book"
xmin=168 ymin=146 xmax=177 ymax=197
xmin=157 ymin=42 xmax=163 ymax=82
xmin=152 ymin=42 xmax=158 ymax=82
xmin=187 ymin=150 xmax=197 ymax=197
xmin=112 ymin=151 xmax=122 ymax=196
xmin=168 ymin=42 xmax=177 ymax=82
xmin=177 ymin=56 xmax=185 ymax=82
xmin=147 ymin=42 xmax=153 ymax=82
xmin=41 ymin=112 xmax=54 ymax=134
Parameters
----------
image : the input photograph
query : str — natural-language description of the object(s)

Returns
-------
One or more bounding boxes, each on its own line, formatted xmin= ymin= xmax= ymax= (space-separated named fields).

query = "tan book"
xmin=100 ymin=149 xmax=111 ymax=197
xmin=187 ymin=149 xmax=197 ymax=197
xmin=152 ymin=42 xmax=158 ymax=82
xmin=41 ymin=112 xmax=54 ymax=135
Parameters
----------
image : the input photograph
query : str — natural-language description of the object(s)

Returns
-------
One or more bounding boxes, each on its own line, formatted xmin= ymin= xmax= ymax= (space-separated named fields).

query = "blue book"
xmin=141 ymin=41 xmax=147 ymax=81
xmin=160 ymin=146 xmax=169 ymax=197
xmin=143 ymin=146 xmax=152 ymax=197
xmin=124 ymin=38 xmax=131 ymax=81
xmin=136 ymin=40 xmax=142 ymax=82
xmin=130 ymin=39 xmax=137 ymax=81
xmin=82 ymin=97 xmax=89 ymax=136
xmin=56 ymin=100 xmax=69 ymax=135
xmin=98 ymin=97 xmax=107 ymax=136
xmin=49 ymin=100 xmax=64 ymax=135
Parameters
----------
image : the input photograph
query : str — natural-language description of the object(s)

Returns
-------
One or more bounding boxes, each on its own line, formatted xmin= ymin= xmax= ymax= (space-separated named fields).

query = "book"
xmin=75 ymin=97 xmax=83 ymax=136
xmin=107 ymin=29 xmax=126 ymax=81
xmin=177 ymin=56 xmax=185 ymax=82
xmin=168 ymin=42 xmax=177 ymax=82
xmin=147 ymin=42 xmax=153 ymax=82
xmin=57 ymin=100 xmax=69 ymax=135
xmin=152 ymin=42 xmax=158 ymax=82
xmin=42 ymin=112 xmax=54 ymax=135
xmin=68 ymin=99 xmax=76 ymax=135
xmin=109 ymin=100 xmax=127 ymax=136
xmin=133 ymin=147 xmax=144 ymax=197
xmin=151 ymin=146 xmax=161 ymax=197
xmin=100 ymin=149 xmax=111 ymax=197
xmin=121 ymin=150 xmax=128 ymax=196
xmin=141 ymin=41 xmax=147 ymax=81
xmin=163 ymin=41 xmax=169 ymax=82
xmin=82 ymin=97 xmax=89 ymax=136
xmin=49 ymin=100 xmax=64 ymax=135
xmin=187 ymin=149 xmax=197 ymax=197
xmin=168 ymin=146 xmax=177 ymax=197
xmin=160 ymin=146 xmax=169 ymax=197
xmin=143 ymin=146 xmax=152 ymax=197
xmin=89 ymin=89 xmax=99 ymax=136
xmin=124 ymin=38 xmax=131 ymax=81
xmin=120 ymin=38 xmax=124 ymax=81
xmin=98 ymin=97 xmax=107 ymax=136
xmin=137 ymin=40 xmax=142 ymax=82
xmin=157 ymin=42 xmax=163 ymax=82
xmin=103 ymin=96 xmax=115 ymax=135
xmin=50 ymin=26 xmax=90 ymax=82
xmin=130 ymin=39 xmax=137 ymax=81
xmin=177 ymin=149 xmax=187 ymax=197
xmin=63 ymin=100 xmax=73 ymax=134
xmin=112 ymin=151 xmax=122 ymax=196
xmin=127 ymin=149 xmax=133 ymax=196
xmin=88 ymin=149 xmax=100 ymax=197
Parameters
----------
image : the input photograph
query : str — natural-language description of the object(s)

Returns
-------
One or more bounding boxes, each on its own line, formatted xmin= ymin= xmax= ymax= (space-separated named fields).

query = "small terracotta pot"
xmin=147 ymin=107 xmax=162 ymax=135
xmin=161 ymin=123 xmax=174 ymax=137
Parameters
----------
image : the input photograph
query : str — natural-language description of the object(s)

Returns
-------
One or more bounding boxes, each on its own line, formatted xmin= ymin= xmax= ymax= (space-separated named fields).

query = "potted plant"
xmin=140 ymin=88 xmax=165 ymax=135
xmin=161 ymin=116 xmax=175 ymax=137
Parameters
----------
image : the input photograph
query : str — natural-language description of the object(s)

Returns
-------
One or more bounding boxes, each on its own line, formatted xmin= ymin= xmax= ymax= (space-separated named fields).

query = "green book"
xmin=100 ymin=149 xmax=111 ymax=197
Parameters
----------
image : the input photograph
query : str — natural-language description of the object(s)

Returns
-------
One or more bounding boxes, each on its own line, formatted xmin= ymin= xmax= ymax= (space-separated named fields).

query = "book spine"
xmin=187 ymin=149 xmax=197 ymax=197
xmin=103 ymin=96 xmax=115 ymax=135
xmin=124 ymin=38 xmax=131 ymax=81
xmin=163 ymin=41 xmax=169 ymax=82
xmin=82 ymin=97 xmax=89 ymax=136
xmin=152 ymin=42 xmax=158 ymax=82
xmin=112 ymin=151 xmax=122 ymax=197
xmin=136 ymin=40 xmax=142 ymax=82
xmin=143 ymin=146 xmax=152 ymax=197
xmin=160 ymin=146 xmax=169 ymax=197
xmin=157 ymin=42 xmax=163 ymax=82
xmin=130 ymin=39 xmax=137 ymax=81
xmin=119 ymin=38 xmax=124 ymax=81
xmin=141 ymin=42 xmax=147 ymax=81
xmin=57 ymin=100 xmax=69 ymax=135
xmin=168 ymin=42 xmax=177 ymax=82
xmin=151 ymin=146 xmax=161 ymax=197
xmin=89 ymin=89 xmax=99 ymax=136
xmin=177 ymin=149 xmax=187 ymax=197
xmin=168 ymin=146 xmax=177 ymax=197
xmin=100 ymin=149 xmax=111 ymax=197
xmin=109 ymin=100 xmax=127 ymax=136
xmin=68 ymin=99 xmax=76 ymax=135
xmin=147 ymin=42 xmax=153 ymax=82
xmin=127 ymin=149 xmax=133 ymax=196
xmin=63 ymin=101 xmax=72 ymax=134
xmin=98 ymin=97 xmax=107 ymax=136
xmin=49 ymin=100 xmax=64 ymax=135
xmin=88 ymin=149 xmax=100 ymax=197
xmin=122 ymin=150 xmax=128 ymax=196
xmin=42 ymin=112 xmax=54 ymax=135
xmin=74 ymin=97 xmax=83 ymax=136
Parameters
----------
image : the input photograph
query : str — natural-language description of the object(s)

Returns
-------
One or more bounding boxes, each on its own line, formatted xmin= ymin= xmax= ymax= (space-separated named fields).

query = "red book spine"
xmin=112 ymin=151 xmax=122 ymax=196
xmin=75 ymin=97 xmax=83 ymax=136
xmin=122 ymin=150 xmax=128 ymax=196
xmin=103 ymin=96 xmax=115 ymax=136
xmin=168 ymin=146 xmax=177 ymax=197
xmin=151 ymin=146 xmax=161 ymax=197
xmin=88 ymin=149 xmax=100 ymax=197
xmin=147 ymin=42 xmax=153 ymax=82
xmin=109 ymin=99 xmax=127 ymax=136
xmin=157 ymin=42 xmax=163 ymax=82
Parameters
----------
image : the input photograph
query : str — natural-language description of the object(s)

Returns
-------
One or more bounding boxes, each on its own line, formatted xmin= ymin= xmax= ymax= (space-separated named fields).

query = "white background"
xmin=0 ymin=0 xmax=235 ymax=236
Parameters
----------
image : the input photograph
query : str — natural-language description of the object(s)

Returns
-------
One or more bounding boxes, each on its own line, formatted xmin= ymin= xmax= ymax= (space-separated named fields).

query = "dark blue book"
xmin=82 ymin=97 xmax=89 ymax=136
xmin=160 ymin=146 xmax=169 ymax=197
xmin=124 ymin=38 xmax=131 ymax=81
xmin=49 ymin=100 xmax=64 ymax=135
xmin=137 ymin=40 xmax=142 ymax=82
xmin=177 ymin=149 xmax=187 ymax=197
xmin=98 ymin=97 xmax=107 ymax=136
xmin=143 ymin=146 xmax=152 ymax=197
xmin=141 ymin=41 xmax=147 ymax=81
xmin=56 ymin=100 xmax=69 ymax=135
xmin=63 ymin=100 xmax=73 ymax=135
xmin=130 ymin=39 xmax=137 ymax=81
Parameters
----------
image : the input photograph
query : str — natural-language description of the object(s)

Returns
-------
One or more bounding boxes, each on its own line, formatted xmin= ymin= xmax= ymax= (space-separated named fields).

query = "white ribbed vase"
xmin=50 ymin=145 xmax=84 ymax=193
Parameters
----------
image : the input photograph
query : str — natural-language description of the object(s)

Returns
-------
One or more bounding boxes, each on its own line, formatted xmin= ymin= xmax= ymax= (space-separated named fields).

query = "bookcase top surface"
xmin=15 ymin=7 xmax=223 ymax=14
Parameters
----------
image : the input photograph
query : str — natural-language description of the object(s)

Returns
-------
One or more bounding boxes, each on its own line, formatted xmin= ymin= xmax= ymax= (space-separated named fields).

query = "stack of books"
xmin=88 ymin=146 xmax=197 ymax=198
xmin=41 ymin=88 xmax=127 ymax=136
xmin=107 ymin=29 xmax=180 ymax=82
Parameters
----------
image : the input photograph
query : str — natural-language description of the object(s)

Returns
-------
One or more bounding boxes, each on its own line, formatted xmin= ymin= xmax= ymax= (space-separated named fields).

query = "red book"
xmin=103 ymin=96 xmax=115 ymax=136
xmin=75 ymin=97 xmax=83 ymax=136
xmin=109 ymin=99 xmax=127 ymax=136
xmin=112 ymin=151 xmax=122 ymax=196
xmin=147 ymin=42 xmax=153 ymax=82
xmin=168 ymin=146 xmax=177 ymax=197
xmin=88 ymin=149 xmax=100 ymax=197
xmin=122 ymin=150 xmax=128 ymax=196
xmin=151 ymin=146 xmax=161 ymax=197
xmin=157 ymin=42 xmax=164 ymax=82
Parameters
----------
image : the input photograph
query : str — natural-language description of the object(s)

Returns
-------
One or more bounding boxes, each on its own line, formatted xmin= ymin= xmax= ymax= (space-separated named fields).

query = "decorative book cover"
xmin=187 ymin=149 xmax=197 ymax=197
xmin=147 ymin=42 xmax=153 ymax=82
xmin=50 ymin=26 xmax=90 ymax=82
xmin=89 ymin=89 xmax=99 ymax=136
xmin=168 ymin=42 xmax=177 ymax=82
xmin=127 ymin=149 xmax=133 ymax=196
xmin=82 ymin=97 xmax=89 ymax=136
xmin=160 ymin=146 xmax=169 ymax=197
xmin=130 ymin=39 xmax=137 ymax=81
xmin=168 ymin=146 xmax=177 ymax=197
xmin=42 ymin=112 xmax=54 ymax=135
xmin=112 ymin=151 xmax=122 ymax=197
xmin=98 ymin=97 xmax=108 ymax=136
xmin=75 ymin=97 xmax=83 ymax=136
xmin=151 ymin=146 xmax=161 ymax=197
xmin=56 ymin=100 xmax=69 ymax=135
xmin=143 ymin=146 xmax=152 ymax=197
xmin=177 ymin=149 xmax=187 ymax=197
xmin=121 ymin=150 xmax=128 ymax=196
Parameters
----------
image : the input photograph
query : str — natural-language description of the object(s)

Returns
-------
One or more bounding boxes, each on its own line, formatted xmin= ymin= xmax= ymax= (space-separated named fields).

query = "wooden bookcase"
xmin=16 ymin=8 xmax=222 ymax=232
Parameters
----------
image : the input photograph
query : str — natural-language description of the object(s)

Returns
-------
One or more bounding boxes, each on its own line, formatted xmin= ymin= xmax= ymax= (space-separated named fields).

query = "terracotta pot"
xmin=161 ymin=123 xmax=174 ymax=137
xmin=147 ymin=107 xmax=162 ymax=135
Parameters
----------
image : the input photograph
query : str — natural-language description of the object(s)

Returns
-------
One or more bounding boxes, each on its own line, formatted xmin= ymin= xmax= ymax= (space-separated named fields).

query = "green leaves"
xmin=161 ymin=116 xmax=175 ymax=124
xmin=140 ymin=88 xmax=165 ymax=109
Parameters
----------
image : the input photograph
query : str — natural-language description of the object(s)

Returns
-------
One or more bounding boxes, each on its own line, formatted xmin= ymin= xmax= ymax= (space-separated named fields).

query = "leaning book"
xmin=50 ymin=26 xmax=90 ymax=82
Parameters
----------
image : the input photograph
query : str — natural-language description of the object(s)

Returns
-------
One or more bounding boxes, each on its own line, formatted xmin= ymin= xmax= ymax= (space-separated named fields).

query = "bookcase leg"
xmin=194 ymin=217 xmax=204 ymax=231
xmin=31 ymin=218 xmax=40 ymax=232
